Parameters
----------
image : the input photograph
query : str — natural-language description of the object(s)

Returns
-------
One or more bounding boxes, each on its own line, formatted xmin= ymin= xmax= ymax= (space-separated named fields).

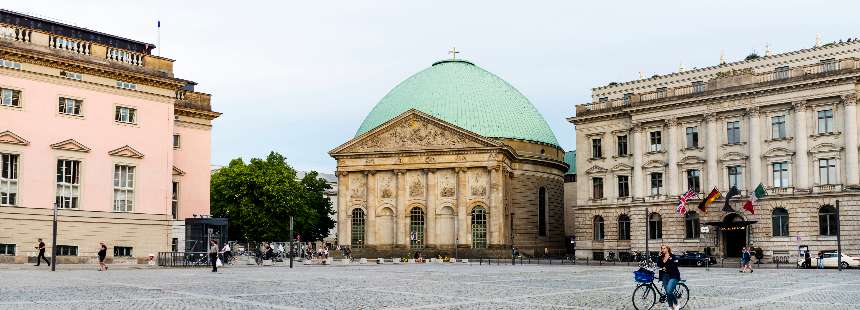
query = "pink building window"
xmin=113 ymin=165 xmax=135 ymax=212
xmin=56 ymin=159 xmax=81 ymax=209
xmin=0 ymin=153 xmax=18 ymax=206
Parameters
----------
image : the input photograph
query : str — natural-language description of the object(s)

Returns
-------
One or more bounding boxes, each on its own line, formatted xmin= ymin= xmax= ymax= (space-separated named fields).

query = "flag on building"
xmin=723 ymin=186 xmax=740 ymax=212
xmin=743 ymin=183 xmax=766 ymax=214
xmin=676 ymin=189 xmax=697 ymax=215
xmin=697 ymin=187 xmax=721 ymax=213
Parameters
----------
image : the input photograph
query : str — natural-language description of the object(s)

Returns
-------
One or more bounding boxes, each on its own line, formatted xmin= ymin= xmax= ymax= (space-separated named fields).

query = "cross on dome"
xmin=448 ymin=47 xmax=459 ymax=60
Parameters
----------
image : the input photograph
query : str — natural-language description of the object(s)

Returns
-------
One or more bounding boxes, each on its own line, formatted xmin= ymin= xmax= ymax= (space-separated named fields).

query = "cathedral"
xmin=330 ymin=57 xmax=568 ymax=257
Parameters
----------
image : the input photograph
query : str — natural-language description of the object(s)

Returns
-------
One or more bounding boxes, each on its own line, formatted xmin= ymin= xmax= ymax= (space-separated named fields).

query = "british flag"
xmin=676 ymin=189 xmax=697 ymax=215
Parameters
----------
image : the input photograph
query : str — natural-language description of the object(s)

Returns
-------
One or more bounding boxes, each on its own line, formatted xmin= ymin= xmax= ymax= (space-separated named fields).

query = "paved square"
xmin=0 ymin=264 xmax=858 ymax=309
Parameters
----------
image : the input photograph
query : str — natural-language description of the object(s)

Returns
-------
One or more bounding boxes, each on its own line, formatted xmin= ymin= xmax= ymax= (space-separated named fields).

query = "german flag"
xmin=697 ymin=187 xmax=721 ymax=213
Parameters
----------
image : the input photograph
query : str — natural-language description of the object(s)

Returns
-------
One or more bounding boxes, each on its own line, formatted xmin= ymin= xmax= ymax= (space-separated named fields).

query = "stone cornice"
xmin=175 ymin=107 xmax=221 ymax=120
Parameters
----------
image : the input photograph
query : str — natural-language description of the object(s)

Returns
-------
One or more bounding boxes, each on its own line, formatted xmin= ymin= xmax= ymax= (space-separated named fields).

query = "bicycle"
xmin=631 ymin=261 xmax=690 ymax=310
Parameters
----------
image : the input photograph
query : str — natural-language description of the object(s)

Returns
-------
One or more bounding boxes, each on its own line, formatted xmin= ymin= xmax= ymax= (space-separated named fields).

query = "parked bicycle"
xmin=631 ymin=261 xmax=690 ymax=310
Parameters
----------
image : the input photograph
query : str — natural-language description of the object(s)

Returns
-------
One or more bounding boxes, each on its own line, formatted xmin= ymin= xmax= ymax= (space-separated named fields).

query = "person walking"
xmin=739 ymin=247 xmax=751 ymax=273
xmin=97 ymin=242 xmax=108 ymax=271
xmin=804 ymin=250 xmax=811 ymax=269
xmin=208 ymin=240 xmax=219 ymax=272
xmin=34 ymin=238 xmax=50 ymax=267
xmin=817 ymin=251 xmax=824 ymax=269
xmin=656 ymin=245 xmax=681 ymax=310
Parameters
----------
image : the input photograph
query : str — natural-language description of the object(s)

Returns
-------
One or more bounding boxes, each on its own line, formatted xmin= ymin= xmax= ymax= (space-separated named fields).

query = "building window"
xmin=728 ymin=166 xmax=742 ymax=189
xmin=726 ymin=121 xmax=741 ymax=144
xmin=173 ymin=134 xmax=181 ymax=149
xmin=538 ymin=187 xmax=547 ymax=237
xmin=623 ymin=93 xmax=633 ymax=105
xmin=686 ymin=169 xmax=701 ymax=193
xmin=771 ymin=115 xmax=786 ymax=139
xmin=591 ymin=138 xmax=602 ymax=159
xmin=692 ymin=81 xmax=705 ymax=93
xmin=171 ymin=181 xmax=179 ymax=219
xmin=116 ymin=80 xmax=137 ymax=90
xmin=818 ymin=159 xmax=837 ymax=185
xmin=58 ymin=97 xmax=83 ymax=116
xmin=0 ymin=59 xmax=22 ymax=70
xmin=56 ymin=245 xmax=78 ymax=256
xmin=351 ymin=208 xmax=365 ymax=247
xmin=1 ymin=87 xmax=21 ymax=107
xmin=774 ymin=66 xmax=790 ymax=80
xmin=593 ymin=216 xmax=605 ymax=241
xmin=650 ymin=172 xmax=663 ymax=195
xmin=409 ymin=207 xmax=425 ymax=249
xmin=592 ymin=177 xmax=603 ymax=199
xmin=171 ymin=238 xmax=179 ymax=252
xmin=618 ymin=215 xmax=631 ymax=240
xmin=817 ymin=109 xmax=834 ymax=134
xmin=471 ymin=206 xmax=487 ymax=248
xmin=772 ymin=208 xmax=789 ymax=237
xmin=598 ymin=97 xmax=608 ymax=103
xmin=617 ymin=175 xmax=630 ymax=198
xmin=656 ymin=87 xmax=667 ymax=99
xmin=56 ymin=159 xmax=81 ymax=209
xmin=0 ymin=153 xmax=19 ymax=206
xmin=772 ymin=162 xmax=789 ymax=188
xmin=684 ymin=212 xmax=700 ymax=239
xmin=649 ymin=131 xmax=662 ymax=152
xmin=0 ymin=243 xmax=15 ymax=255
xmin=820 ymin=58 xmax=837 ymax=72
xmin=115 ymin=106 xmax=137 ymax=124
xmin=685 ymin=127 xmax=699 ymax=148
xmin=617 ymin=135 xmax=628 ymax=156
xmin=114 ymin=246 xmax=133 ymax=257
xmin=818 ymin=205 xmax=837 ymax=236
xmin=648 ymin=213 xmax=662 ymax=239
xmin=113 ymin=165 xmax=135 ymax=212
xmin=60 ymin=70 xmax=83 ymax=80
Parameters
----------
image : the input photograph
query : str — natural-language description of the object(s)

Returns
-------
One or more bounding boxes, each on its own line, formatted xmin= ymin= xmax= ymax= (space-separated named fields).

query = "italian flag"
xmin=743 ymin=183 xmax=766 ymax=214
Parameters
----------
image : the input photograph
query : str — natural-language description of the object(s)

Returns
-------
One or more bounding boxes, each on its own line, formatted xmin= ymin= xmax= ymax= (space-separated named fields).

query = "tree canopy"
xmin=210 ymin=152 xmax=335 ymax=242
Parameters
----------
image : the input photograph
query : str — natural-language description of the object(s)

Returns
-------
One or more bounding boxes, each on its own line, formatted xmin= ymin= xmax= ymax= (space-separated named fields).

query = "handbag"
xmin=216 ymin=258 xmax=223 ymax=267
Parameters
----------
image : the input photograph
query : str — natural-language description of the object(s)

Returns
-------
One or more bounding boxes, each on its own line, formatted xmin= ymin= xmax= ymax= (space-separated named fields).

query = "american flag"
xmin=676 ymin=189 xmax=697 ymax=215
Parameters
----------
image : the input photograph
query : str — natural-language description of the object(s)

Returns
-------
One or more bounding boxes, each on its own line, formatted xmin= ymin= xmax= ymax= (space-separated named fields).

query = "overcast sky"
xmin=11 ymin=1 xmax=859 ymax=173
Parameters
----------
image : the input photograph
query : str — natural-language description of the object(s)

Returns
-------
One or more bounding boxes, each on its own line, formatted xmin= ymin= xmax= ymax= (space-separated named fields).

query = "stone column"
xmin=365 ymin=171 xmax=377 ymax=246
xmin=842 ymin=94 xmax=859 ymax=187
xmin=395 ymin=170 xmax=407 ymax=247
xmin=632 ymin=123 xmax=644 ymax=199
xmin=424 ymin=169 xmax=436 ymax=247
xmin=489 ymin=165 xmax=503 ymax=246
xmin=456 ymin=167 xmax=469 ymax=247
xmin=337 ymin=171 xmax=349 ymax=246
xmin=793 ymin=101 xmax=810 ymax=190
xmin=705 ymin=113 xmax=719 ymax=189
xmin=666 ymin=118 xmax=680 ymax=195
xmin=748 ymin=107 xmax=762 ymax=187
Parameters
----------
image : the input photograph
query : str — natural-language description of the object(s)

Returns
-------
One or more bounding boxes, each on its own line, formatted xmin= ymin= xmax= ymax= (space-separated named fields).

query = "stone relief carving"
xmin=349 ymin=174 xmax=366 ymax=199
xmin=409 ymin=174 xmax=424 ymax=197
xmin=379 ymin=174 xmax=394 ymax=199
xmin=439 ymin=173 xmax=455 ymax=197
xmin=470 ymin=171 xmax=487 ymax=197
xmin=349 ymin=115 xmax=478 ymax=152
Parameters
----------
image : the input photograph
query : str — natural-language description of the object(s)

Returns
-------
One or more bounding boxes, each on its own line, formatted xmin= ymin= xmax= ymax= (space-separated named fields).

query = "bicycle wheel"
xmin=674 ymin=283 xmax=690 ymax=310
xmin=632 ymin=283 xmax=657 ymax=310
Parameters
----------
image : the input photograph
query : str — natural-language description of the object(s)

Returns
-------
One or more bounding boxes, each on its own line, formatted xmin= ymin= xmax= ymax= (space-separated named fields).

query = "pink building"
xmin=0 ymin=10 xmax=219 ymax=263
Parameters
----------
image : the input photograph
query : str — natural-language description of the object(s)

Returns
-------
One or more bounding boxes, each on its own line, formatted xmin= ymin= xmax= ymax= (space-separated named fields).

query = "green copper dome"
xmin=356 ymin=59 xmax=560 ymax=147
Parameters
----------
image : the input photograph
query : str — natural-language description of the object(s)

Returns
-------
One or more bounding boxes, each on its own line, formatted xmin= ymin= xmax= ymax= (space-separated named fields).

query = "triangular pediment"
xmin=720 ymin=152 xmax=748 ymax=162
xmin=809 ymin=143 xmax=842 ymax=154
xmin=763 ymin=147 xmax=794 ymax=158
xmin=0 ymin=131 xmax=29 ymax=146
xmin=108 ymin=145 xmax=144 ymax=159
xmin=585 ymin=165 xmax=609 ymax=175
xmin=330 ymin=109 xmax=502 ymax=155
xmin=50 ymin=139 xmax=90 ymax=152
xmin=679 ymin=156 xmax=705 ymax=165
xmin=611 ymin=163 xmax=633 ymax=172
xmin=173 ymin=166 xmax=185 ymax=176
xmin=643 ymin=159 xmax=667 ymax=169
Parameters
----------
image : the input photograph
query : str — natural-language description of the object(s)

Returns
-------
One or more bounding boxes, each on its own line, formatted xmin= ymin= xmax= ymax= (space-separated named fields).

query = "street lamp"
xmin=836 ymin=200 xmax=842 ymax=272
xmin=50 ymin=202 xmax=58 ymax=272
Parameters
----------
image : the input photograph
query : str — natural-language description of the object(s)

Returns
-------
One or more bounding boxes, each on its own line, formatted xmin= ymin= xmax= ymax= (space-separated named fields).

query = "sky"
xmin=10 ymin=1 xmax=860 ymax=173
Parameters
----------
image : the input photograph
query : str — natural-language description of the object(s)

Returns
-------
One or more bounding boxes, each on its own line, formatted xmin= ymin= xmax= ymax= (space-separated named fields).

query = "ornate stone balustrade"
xmin=48 ymin=35 xmax=91 ymax=55
xmin=106 ymin=47 xmax=143 ymax=66
xmin=0 ymin=25 xmax=31 ymax=43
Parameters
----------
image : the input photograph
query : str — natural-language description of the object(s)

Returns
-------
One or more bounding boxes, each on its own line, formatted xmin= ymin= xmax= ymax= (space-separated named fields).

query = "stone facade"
xmin=330 ymin=110 xmax=567 ymax=257
xmin=569 ymin=40 xmax=860 ymax=261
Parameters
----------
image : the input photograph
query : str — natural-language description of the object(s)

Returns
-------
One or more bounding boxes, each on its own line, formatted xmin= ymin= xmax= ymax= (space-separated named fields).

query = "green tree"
xmin=210 ymin=152 xmax=335 ymax=242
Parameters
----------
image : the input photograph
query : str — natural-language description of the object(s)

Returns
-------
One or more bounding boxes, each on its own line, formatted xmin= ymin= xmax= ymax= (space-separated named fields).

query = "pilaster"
xmin=666 ymin=118 xmax=680 ymax=195
xmin=455 ymin=167 xmax=469 ymax=247
xmin=632 ymin=123 xmax=644 ymax=199
xmin=842 ymin=94 xmax=859 ymax=187
xmin=336 ymin=171 xmax=348 ymax=246
xmin=364 ymin=171 xmax=377 ymax=245
xmin=489 ymin=165 xmax=503 ymax=245
xmin=425 ymin=169 xmax=437 ymax=247
xmin=705 ymin=113 xmax=719 ymax=190
xmin=748 ymin=107 xmax=762 ymax=187
xmin=793 ymin=101 xmax=810 ymax=190
xmin=395 ymin=170 xmax=407 ymax=247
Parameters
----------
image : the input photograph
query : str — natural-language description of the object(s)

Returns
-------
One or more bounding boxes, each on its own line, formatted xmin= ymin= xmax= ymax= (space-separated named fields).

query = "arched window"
xmin=593 ymin=216 xmax=605 ymax=241
xmin=648 ymin=213 xmax=662 ymax=240
xmin=410 ymin=207 xmax=425 ymax=248
xmin=351 ymin=208 xmax=365 ymax=247
xmin=818 ymin=205 xmax=837 ymax=236
xmin=538 ymin=187 xmax=547 ymax=237
xmin=617 ymin=214 xmax=631 ymax=240
xmin=772 ymin=208 xmax=789 ymax=237
xmin=684 ymin=211 xmax=700 ymax=239
xmin=471 ymin=206 xmax=487 ymax=249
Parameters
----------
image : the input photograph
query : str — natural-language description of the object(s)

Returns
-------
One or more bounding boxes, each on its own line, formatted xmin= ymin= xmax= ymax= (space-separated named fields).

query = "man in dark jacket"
xmin=34 ymin=238 xmax=50 ymax=267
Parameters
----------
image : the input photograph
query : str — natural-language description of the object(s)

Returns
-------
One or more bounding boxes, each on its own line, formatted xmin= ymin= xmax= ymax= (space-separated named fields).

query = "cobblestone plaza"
xmin=0 ymin=264 xmax=858 ymax=309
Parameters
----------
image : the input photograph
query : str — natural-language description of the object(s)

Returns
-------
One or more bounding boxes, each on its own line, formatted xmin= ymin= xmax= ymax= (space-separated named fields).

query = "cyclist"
xmin=656 ymin=245 xmax=681 ymax=310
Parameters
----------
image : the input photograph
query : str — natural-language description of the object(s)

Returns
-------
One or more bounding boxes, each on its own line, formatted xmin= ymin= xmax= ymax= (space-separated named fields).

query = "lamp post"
xmin=836 ymin=200 xmax=842 ymax=272
xmin=289 ymin=216 xmax=294 ymax=269
xmin=644 ymin=207 xmax=649 ymax=261
xmin=50 ymin=202 xmax=58 ymax=272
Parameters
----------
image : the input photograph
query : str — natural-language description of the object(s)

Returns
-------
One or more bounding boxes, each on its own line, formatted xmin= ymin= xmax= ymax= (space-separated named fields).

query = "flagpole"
xmin=157 ymin=20 xmax=161 ymax=56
